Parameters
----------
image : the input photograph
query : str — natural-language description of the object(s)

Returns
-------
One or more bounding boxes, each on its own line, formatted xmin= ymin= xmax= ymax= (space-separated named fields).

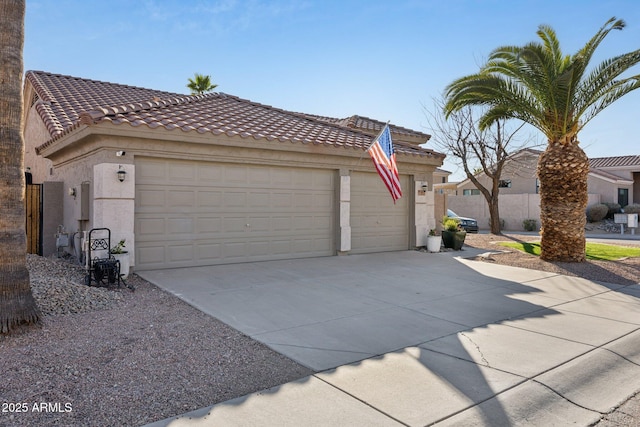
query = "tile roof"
xmin=27 ymin=71 xmax=441 ymax=159
xmin=589 ymin=168 xmax=634 ymax=183
xmin=305 ymin=113 xmax=430 ymax=141
xmin=589 ymin=155 xmax=640 ymax=169
xmin=26 ymin=71 xmax=178 ymax=138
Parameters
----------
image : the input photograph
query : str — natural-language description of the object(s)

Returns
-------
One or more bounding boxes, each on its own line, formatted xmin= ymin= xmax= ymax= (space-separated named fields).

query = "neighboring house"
xmin=588 ymin=155 xmax=639 ymax=207
xmin=22 ymin=71 xmax=445 ymax=271
xmin=449 ymin=148 xmax=639 ymax=230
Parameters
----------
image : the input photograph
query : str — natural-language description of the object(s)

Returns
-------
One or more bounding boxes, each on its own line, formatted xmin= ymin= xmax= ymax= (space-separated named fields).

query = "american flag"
xmin=367 ymin=123 xmax=402 ymax=203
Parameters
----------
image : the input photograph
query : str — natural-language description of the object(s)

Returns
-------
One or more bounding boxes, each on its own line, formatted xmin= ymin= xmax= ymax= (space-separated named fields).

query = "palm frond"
xmin=580 ymin=75 xmax=640 ymax=128
xmin=575 ymin=49 xmax=640 ymax=116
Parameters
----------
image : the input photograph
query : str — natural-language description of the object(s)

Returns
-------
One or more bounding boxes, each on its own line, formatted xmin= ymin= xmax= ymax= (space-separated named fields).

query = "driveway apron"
xmin=140 ymin=250 xmax=640 ymax=426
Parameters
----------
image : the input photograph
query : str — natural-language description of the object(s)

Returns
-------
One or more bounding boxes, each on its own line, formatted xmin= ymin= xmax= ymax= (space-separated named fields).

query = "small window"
xmin=463 ymin=189 xmax=480 ymax=196
xmin=499 ymin=179 xmax=512 ymax=188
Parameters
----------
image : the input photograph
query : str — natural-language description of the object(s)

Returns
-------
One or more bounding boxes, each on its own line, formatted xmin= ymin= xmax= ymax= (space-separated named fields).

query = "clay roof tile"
xmin=28 ymin=70 xmax=442 ymax=158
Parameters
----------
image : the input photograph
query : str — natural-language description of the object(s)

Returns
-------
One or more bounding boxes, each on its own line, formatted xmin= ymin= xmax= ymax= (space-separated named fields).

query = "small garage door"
xmin=350 ymin=171 xmax=410 ymax=253
xmin=135 ymin=158 xmax=335 ymax=270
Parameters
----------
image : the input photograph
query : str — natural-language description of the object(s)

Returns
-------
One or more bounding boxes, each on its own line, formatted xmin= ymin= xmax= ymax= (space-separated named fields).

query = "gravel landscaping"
xmin=1 ymin=233 xmax=638 ymax=427
xmin=0 ymin=256 xmax=312 ymax=427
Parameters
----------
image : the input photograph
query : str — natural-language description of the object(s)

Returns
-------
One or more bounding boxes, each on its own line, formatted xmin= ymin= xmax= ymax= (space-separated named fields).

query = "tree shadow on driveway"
xmin=145 ymin=251 xmax=640 ymax=426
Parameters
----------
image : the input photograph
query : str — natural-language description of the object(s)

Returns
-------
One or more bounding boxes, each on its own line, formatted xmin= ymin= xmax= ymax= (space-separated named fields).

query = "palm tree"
xmin=445 ymin=17 xmax=640 ymax=262
xmin=186 ymin=73 xmax=218 ymax=94
xmin=0 ymin=0 xmax=41 ymax=333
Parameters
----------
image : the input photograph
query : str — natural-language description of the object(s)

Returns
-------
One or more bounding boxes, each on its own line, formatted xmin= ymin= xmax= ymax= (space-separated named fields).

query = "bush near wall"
xmin=603 ymin=202 xmax=622 ymax=219
xmin=522 ymin=219 xmax=538 ymax=231
xmin=587 ymin=203 xmax=609 ymax=222
xmin=624 ymin=204 xmax=640 ymax=214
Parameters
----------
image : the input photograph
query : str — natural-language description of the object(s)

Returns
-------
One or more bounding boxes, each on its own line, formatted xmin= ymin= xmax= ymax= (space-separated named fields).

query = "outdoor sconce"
xmin=68 ymin=187 xmax=77 ymax=198
xmin=117 ymin=165 xmax=127 ymax=182
xmin=421 ymin=183 xmax=428 ymax=191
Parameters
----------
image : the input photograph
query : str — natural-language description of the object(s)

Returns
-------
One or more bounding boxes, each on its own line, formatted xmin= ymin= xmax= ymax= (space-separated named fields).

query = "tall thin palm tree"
xmin=186 ymin=73 xmax=218 ymax=94
xmin=445 ymin=17 xmax=640 ymax=262
xmin=0 ymin=0 xmax=41 ymax=333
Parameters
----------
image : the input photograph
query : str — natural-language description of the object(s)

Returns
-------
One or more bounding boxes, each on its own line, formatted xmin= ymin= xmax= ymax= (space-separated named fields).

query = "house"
xmin=23 ymin=71 xmax=445 ymax=271
xmin=449 ymin=148 xmax=639 ymax=231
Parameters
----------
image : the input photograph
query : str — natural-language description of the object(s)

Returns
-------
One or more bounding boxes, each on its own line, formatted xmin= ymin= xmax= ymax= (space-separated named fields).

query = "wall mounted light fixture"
xmin=421 ymin=183 xmax=428 ymax=191
xmin=68 ymin=187 xmax=77 ymax=197
xmin=117 ymin=165 xmax=127 ymax=182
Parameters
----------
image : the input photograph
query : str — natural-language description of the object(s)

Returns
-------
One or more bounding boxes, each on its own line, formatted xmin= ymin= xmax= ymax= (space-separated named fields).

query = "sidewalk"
xmin=142 ymin=249 xmax=640 ymax=427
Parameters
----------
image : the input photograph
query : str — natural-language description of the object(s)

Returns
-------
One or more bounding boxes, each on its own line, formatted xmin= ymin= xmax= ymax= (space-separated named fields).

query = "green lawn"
xmin=498 ymin=241 xmax=640 ymax=261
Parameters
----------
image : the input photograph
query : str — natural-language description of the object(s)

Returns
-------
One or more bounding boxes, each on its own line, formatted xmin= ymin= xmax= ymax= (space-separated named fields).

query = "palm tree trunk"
xmin=537 ymin=141 xmax=589 ymax=262
xmin=0 ymin=0 xmax=41 ymax=333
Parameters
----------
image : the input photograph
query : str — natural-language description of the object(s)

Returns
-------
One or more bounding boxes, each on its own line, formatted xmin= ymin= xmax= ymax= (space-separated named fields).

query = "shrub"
xmin=603 ymin=202 xmax=622 ymax=219
xmin=522 ymin=219 xmax=537 ymax=231
xmin=586 ymin=203 xmax=609 ymax=222
xmin=623 ymin=204 xmax=640 ymax=214
xmin=443 ymin=218 xmax=460 ymax=232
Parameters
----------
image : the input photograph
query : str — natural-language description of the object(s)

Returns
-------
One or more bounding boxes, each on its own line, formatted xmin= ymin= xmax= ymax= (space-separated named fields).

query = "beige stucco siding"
xmin=31 ymin=121 xmax=442 ymax=267
xmin=23 ymin=103 xmax=54 ymax=184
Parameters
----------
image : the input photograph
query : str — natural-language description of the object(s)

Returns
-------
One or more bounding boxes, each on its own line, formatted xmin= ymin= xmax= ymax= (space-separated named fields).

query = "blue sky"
xmin=24 ymin=0 xmax=640 ymax=180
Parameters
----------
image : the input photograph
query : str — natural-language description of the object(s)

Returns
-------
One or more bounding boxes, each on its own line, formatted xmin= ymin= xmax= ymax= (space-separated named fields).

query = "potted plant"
xmin=426 ymin=229 xmax=442 ymax=253
xmin=110 ymin=239 xmax=130 ymax=279
xmin=442 ymin=217 xmax=467 ymax=250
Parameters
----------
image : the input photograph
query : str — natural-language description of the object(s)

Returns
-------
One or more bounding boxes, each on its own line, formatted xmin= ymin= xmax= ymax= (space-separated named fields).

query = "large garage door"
xmin=135 ymin=158 xmax=335 ymax=270
xmin=350 ymin=171 xmax=410 ymax=254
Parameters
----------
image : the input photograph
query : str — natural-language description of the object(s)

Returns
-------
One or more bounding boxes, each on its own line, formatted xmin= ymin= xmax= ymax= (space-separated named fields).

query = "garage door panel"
xmin=196 ymin=217 xmax=223 ymax=233
xmin=137 ymin=245 xmax=165 ymax=267
xmin=168 ymin=190 xmax=195 ymax=207
xmin=137 ymin=217 xmax=165 ymax=236
xmin=198 ymin=164 xmax=224 ymax=182
xmin=137 ymin=189 xmax=165 ymax=209
xmin=249 ymin=192 xmax=270 ymax=208
xmin=199 ymin=243 xmax=222 ymax=260
xmin=167 ymin=218 xmax=193 ymax=234
xmin=169 ymin=163 xmax=196 ymax=181
xmin=250 ymin=216 xmax=270 ymax=232
xmin=198 ymin=191 xmax=224 ymax=208
xmin=351 ymin=172 xmax=410 ymax=254
xmin=225 ymin=192 xmax=248 ymax=207
xmin=169 ymin=244 xmax=193 ymax=262
xmin=273 ymin=216 xmax=291 ymax=231
xmin=135 ymin=158 xmax=334 ymax=270
xmin=223 ymin=242 xmax=247 ymax=260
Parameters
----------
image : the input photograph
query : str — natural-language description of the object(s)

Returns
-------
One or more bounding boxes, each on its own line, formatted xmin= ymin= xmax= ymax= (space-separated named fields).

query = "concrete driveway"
xmin=140 ymin=249 xmax=640 ymax=426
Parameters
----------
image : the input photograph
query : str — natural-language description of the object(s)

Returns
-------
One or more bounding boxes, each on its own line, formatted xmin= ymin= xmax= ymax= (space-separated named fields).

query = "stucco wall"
xmin=456 ymin=153 xmax=539 ymax=195
xmin=449 ymin=193 xmax=601 ymax=231
xmin=587 ymin=175 xmax=633 ymax=205
xmin=23 ymin=103 xmax=53 ymax=184
xmin=31 ymin=123 xmax=442 ymax=268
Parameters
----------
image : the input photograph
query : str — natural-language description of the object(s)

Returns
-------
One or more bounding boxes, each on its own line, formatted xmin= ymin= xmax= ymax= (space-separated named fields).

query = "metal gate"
xmin=25 ymin=183 xmax=42 ymax=255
